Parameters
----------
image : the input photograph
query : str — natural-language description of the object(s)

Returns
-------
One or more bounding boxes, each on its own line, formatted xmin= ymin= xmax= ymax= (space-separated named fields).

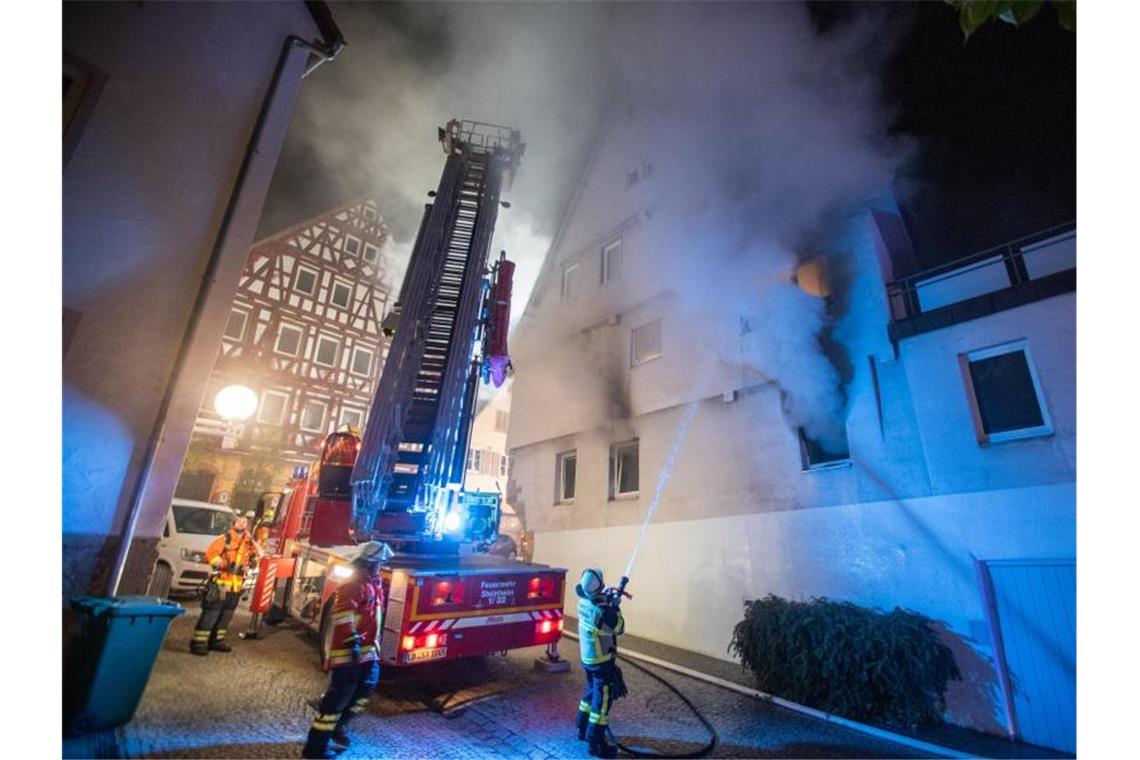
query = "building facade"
xmin=63 ymin=1 xmax=340 ymax=601
xmin=508 ymin=106 xmax=1075 ymax=750
xmin=180 ymin=201 xmax=396 ymax=510
xmin=463 ymin=384 xmax=527 ymax=551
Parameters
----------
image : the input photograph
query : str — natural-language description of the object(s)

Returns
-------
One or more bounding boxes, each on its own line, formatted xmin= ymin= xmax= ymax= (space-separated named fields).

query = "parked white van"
xmin=147 ymin=498 xmax=237 ymax=597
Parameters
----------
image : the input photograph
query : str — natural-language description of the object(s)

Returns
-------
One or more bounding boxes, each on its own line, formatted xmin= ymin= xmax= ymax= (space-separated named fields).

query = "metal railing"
xmin=886 ymin=221 xmax=1075 ymax=321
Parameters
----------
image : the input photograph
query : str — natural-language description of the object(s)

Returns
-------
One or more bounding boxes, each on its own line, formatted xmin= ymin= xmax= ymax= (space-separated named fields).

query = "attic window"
xmin=798 ymin=428 xmax=850 ymax=471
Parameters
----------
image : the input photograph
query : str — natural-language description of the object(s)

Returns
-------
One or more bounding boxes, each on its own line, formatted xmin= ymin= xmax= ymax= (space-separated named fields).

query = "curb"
xmin=561 ymin=631 xmax=972 ymax=759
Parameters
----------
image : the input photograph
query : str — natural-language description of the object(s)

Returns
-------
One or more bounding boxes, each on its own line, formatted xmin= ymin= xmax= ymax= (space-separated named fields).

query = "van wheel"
xmin=147 ymin=562 xmax=173 ymax=599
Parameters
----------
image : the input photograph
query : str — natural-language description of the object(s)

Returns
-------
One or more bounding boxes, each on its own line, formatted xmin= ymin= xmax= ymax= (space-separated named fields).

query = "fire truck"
xmin=248 ymin=120 xmax=568 ymax=670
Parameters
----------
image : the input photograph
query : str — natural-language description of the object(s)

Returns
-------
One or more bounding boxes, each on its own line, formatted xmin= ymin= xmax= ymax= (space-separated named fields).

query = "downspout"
xmin=106 ymin=9 xmax=344 ymax=597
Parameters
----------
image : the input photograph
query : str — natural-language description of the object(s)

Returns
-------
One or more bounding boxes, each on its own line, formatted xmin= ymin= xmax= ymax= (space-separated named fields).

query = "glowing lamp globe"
xmin=214 ymin=384 xmax=258 ymax=421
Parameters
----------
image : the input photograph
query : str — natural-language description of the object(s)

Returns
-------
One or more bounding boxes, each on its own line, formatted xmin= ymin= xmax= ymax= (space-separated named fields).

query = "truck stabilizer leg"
xmin=534 ymin=641 xmax=571 ymax=673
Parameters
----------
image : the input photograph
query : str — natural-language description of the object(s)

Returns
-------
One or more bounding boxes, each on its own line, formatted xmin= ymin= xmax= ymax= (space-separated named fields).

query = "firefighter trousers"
xmin=303 ymin=660 xmax=381 ymax=756
xmin=579 ymin=660 xmax=625 ymax=742
xmin=192 ymin=590 xmax=240 ymax=651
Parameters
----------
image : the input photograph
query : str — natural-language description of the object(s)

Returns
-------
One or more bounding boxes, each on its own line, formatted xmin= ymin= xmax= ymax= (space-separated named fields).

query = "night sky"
xmin=259 ymin=1 xmax=1075 ymax=277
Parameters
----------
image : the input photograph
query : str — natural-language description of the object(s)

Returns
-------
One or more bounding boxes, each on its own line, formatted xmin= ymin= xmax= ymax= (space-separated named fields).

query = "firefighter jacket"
xmin=205 ymin=529 xmax=259 ymax=593
xmin=328 ymin=566 xmax=385 ymax=668
xmin=576 ymin=590 xmax=625 ymax=666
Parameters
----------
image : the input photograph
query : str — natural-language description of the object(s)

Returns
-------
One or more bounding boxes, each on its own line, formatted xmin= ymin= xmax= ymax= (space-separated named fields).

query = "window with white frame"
xmin=602 ymin=239 xmax=622 ymax=284
xmin=798 ymin=427 xmax=850 ymax=471
xmin=351 ymin=345 xmax=374 ymax=376
xmin=223 ymin=308 xmax=248 ymax=341
xmin=494 ymin=410 xmax=509 ymax=432
xmin=344 ymin=235 xmax=361 ymax=256
xmin=258 ymin=391 xmax=289 ymax=424
xmin=561 ymin=262 xmax=580 ymax=301
xmin=340 ymin=406 xmax=364 ymax=431
xmin=331 ymin=281 xmax=352 ymax=309
xmin=631 ymin=320 xmax=662 ymax=366
xmin=960 ymin=341 xmax=1053 ymax=444
xmin=468 ymin=449 xmax=483 ymax=473
xmin=314 ymin=335 xmax=340 ymax=367
xmin=300 ymin=399 xmax=327 ymax=432
xmin=499 ymin=454 xmax=509 ymax=478
xmin=275 ymin=324 xmax=304 ymax=356
xmin=555 ymin=450 xmax=576 ymax=503
xmin=362 ymin=206 xmax=377 ymax=222
xmin=293 ymin=266 xmax=318 ymax=296
xmin=363 ymin=243 xmax=380 ymax=264
xmin=609 ymin=440 xmax=639 ymax=499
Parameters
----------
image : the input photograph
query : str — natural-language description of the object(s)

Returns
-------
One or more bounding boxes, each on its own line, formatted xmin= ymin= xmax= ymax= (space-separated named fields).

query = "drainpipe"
xmin=106 ymin=7 xmax=344 ymax=597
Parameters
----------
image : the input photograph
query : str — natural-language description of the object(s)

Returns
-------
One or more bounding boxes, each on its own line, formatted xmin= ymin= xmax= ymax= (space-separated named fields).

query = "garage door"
xmin=984 ymin=559 xmax=1076 ymax=754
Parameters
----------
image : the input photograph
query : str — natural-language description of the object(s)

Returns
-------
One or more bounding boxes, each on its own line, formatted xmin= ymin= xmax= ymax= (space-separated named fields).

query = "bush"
xmin=728 ymin=595 xmax=961 ymax=728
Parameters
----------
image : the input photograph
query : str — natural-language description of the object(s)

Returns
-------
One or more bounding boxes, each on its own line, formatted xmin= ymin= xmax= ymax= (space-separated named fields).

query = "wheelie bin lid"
xmin=71 ymin=595 xmax=186 ymax=618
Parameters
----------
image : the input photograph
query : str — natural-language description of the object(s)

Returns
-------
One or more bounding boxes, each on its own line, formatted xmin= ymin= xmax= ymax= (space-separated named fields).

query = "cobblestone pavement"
xmin=122 ymin=608 xmax=928 ymax=759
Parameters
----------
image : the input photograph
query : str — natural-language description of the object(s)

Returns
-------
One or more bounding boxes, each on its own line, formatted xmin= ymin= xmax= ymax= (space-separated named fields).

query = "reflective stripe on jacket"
xmin=205 ymin=530 xmax=258 ymax=593
xmin=577 ymin=594 xmax=624 ymax=665
xmin=328 ymin=567 xmax=385 ymax=668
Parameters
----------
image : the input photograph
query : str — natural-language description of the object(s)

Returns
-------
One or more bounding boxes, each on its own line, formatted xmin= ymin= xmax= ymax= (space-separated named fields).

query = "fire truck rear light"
xmin=557 ymin=619 xmax=564 ymax=631
xmin=425 ymin=633 xmax=439 ymax=648
xmin=539 ymin=620 xmax=552 ymax=634
xmin=402 ymin=635 xmax=415 ymax=651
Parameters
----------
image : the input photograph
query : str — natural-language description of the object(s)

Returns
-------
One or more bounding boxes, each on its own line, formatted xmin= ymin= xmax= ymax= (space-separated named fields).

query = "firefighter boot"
xmin=301 ymin=731 xmax=337 ymax=760
xmin=330 ymin=725 xmax=350 ymax=752
xmin=588 ymin=736 xmax=619 ymax=759
xmin=190 ymin=628 xmax=210 ymax=656
xmin=576 ymin=708 xmax=590 ymax=741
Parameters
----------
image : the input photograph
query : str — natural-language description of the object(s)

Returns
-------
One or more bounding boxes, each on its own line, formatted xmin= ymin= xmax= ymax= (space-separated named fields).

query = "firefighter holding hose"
xmin=190 ymin=516 xmax=259 ymax=655
xmin=575 ymin=568 xmax=628 ymax=759
xmin=302 ymin=541 xmax=391 ymax=759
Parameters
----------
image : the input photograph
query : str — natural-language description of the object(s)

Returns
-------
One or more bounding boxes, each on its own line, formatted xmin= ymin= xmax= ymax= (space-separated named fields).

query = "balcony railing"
xmin=886 ymin=221 xmax=1075 ymax=329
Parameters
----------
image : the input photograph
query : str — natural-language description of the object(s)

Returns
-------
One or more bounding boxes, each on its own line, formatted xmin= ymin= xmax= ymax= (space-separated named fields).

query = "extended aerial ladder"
xmin=351 ymin=120 xmax=524 ymax=544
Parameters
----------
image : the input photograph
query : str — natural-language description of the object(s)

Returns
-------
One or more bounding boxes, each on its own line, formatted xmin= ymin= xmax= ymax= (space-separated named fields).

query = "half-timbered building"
xmin=181 ymin=200 xmax=396 ymax=506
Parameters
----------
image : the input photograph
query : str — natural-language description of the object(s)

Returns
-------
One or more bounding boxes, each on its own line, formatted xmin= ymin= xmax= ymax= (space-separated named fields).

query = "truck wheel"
xmin=147 ymin=562 xmax=172 ymax=599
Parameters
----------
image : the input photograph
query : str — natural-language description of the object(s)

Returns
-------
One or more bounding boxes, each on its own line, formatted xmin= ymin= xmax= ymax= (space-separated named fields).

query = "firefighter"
xmin=302 ymin=541 xmax=391 ymax=760
xmin=575 ymin=568 xmax=627 ymax=759
xmin=190 ymin=516 xmax=259 ymax=655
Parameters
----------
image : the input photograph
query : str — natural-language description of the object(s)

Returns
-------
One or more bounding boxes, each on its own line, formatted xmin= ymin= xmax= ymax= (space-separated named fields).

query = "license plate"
xmin=405 ymin=647 xmax=448 ymax=664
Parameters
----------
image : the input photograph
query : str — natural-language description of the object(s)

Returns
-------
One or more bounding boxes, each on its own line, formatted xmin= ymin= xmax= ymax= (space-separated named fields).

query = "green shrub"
xmin=728 ymin=595 xmax=961 ymax=728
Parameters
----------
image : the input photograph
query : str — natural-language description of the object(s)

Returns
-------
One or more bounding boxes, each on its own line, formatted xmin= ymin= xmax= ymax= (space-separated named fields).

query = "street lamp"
xmin=214 ymin=384 xmax=258 ymax=422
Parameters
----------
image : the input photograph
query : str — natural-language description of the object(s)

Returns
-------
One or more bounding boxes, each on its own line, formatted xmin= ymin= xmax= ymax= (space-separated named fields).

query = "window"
xmin=602 ymin=239 xmax=622 ymax=284
xmin=293 ymin=266 xmax=318 ymax=296
xmin=258 ymin=391 xmax=289 ymax=424
xmin=494 ymin=410 xmax=509 ymax=432
xmin=300 ymin=399 xmax=327 ymax=432
xmin=331 ymin=281 xmax=352 ymax=309
xmin=631 ymin=320 xmax=662 ymax=366
xmin=314 ymin=335 xmax=340 ymax=367
xmin=468 ymin=449 xmax=483 ymax=473
xmin=363 ymin=206 xmax=377 ymax=222
xmin=798 ymin=428 xmax=850 ymax=470
xmin=344 ymin=235 xmax=361 ymax=256
xmin=223 ymin=308 xmax=248 ymax=341
xmin=363 ymin=243 xmax=380 ymax=264
xmin=960 ymin=341 xmax=1053 ymax=444
xmin=340 ymin=407 xmax=365 ymax=431
xmin=275 ymin=324 xmax=304 ymax=356
xmin=499 ymin=455 xmax=509 ymax=478
xmin=350 ymin=345 xmax=374 ymax=376
xmin=609 ymin=441 xmax=639 ymax=499
xmin=556 ymin=451 xmax=577 ymax=503
xmin=561 ymin=262 xmax=580 ymax=301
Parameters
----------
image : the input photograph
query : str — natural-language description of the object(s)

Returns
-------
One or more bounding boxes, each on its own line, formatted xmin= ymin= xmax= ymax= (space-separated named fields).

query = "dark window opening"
xmin=799 ymin=428 xmax=850 ymax=470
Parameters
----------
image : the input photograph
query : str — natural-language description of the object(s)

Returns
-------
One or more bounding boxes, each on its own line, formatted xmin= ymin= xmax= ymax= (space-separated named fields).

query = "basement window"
xmin=556 ymin=450 xmax=576 ymax=504
xmin=960 ymin=341 xmax=1053 ymax=444
xmin=631 ymin=320 xmax=662 ymax=366
xmin=798 ymin=428 xmax=850 ymax=471
xmin=609 ymin=440 xmax=639 ymax=499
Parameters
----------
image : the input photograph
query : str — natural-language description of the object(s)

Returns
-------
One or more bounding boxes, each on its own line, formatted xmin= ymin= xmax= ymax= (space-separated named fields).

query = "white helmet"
xmin=353 ymin=541 xmax=393 ymax=565
xmin=579 ymin=567 xmax=605 ymax=597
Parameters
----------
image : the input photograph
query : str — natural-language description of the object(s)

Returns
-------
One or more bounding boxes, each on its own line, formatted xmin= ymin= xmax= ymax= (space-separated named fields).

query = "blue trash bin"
xmin=64 ymin=595 xmax=185 ymax=736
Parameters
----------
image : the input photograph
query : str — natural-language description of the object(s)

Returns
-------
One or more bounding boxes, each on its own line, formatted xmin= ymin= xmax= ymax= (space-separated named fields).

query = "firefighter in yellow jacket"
xmin=190 ymin=516 xmax=260 ymax=655
xmin=576 ymin=568 xmax=627 ymax=759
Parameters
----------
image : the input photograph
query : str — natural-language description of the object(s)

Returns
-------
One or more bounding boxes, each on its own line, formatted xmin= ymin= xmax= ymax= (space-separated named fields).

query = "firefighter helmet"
xmin=353 ymin=541 xmax=393 ymax=566
xmin=578 ymin=567 xmax=605 ymax=598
